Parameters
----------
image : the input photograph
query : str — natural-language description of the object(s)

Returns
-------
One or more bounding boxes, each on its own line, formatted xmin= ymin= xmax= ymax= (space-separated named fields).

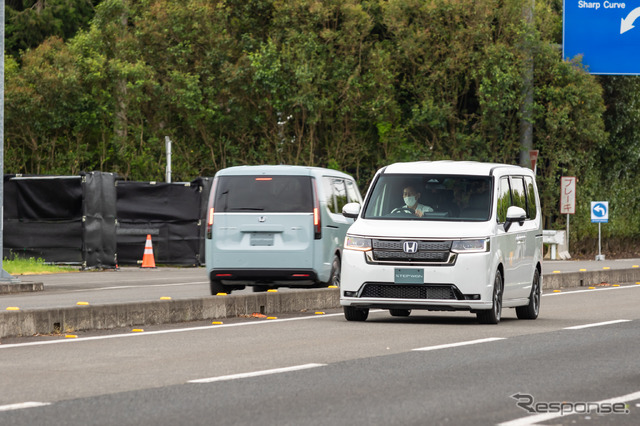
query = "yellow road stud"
xmin=603 ymin=267 xmax=610 ymax=270
xmin=589 ymin=287 xmax=596 ymax=289
xmin=266 ymin=316 xmax=278 ymax=320
xmin=216 ymin=293 xmax=228 ymax=296
xmin=613 ymin=284 xmax=620 ymax=287
xmin=553 ymin=290 xmax=562 ymax=293
xmin=633 ymin=265 xmax=639 ymax=268
xmin=553 ymin=271 xmax=561 ymax=274
xmin=211 ymin=321 xmax=224 ymax=325
xmin=132 ymin=329 xmax=144 ymax=333
xmin=160 ymin=296 xmax=172 ymax=300
xmin=76 ymin=301 xmax=89 ymax=306
xmin=328 ymin=285 xmax=338 ymax=288
xmin=579 ymin=269 xmax=587 ymax=272
xmin=6 ymin=307 xmax=20 ymax=311
xmin=65 ymin=335 xmax=78 ymax=339
xmin=315 ymin=312 xmax=325 ymax=315
xmin=267 ymin=289 xmax=278 ymax=293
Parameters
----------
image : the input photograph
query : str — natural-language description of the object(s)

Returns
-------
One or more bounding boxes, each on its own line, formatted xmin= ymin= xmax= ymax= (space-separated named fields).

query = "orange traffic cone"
xmin=141 ymin=234 xmax=156 ymax=268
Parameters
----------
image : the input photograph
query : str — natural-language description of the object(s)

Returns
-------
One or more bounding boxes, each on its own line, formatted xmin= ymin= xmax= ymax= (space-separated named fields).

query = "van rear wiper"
xmin=232 ymin=207 xmax=265 ymax=211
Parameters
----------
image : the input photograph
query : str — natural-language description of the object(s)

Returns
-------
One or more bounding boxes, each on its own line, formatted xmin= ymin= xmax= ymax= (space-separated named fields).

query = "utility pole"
xmin=520 ymin=0 xmax=535 ymax=168
xmin=1 ymin=1 xmax=18 ymax=283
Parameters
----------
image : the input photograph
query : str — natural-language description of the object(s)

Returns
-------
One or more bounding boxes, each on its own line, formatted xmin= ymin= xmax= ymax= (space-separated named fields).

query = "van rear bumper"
xmin=209 ymin=269 xmax=319 ymax=285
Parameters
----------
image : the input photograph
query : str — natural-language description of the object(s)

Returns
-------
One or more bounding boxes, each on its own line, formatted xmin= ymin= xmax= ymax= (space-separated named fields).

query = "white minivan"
xmin=205 ymin=165 xmax=362 ymax=294
xmin=340 ymin=161 xmax=542 ymax=324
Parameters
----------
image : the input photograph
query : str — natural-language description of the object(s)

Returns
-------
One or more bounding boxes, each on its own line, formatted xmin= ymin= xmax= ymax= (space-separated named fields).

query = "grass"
xmin=2 ymin=257 xmax=78 ymax=275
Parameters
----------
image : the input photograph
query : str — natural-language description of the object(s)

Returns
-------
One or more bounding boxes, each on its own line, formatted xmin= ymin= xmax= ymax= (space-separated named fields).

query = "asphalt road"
xmin=1 ymin=283 xmax=639 ymax=425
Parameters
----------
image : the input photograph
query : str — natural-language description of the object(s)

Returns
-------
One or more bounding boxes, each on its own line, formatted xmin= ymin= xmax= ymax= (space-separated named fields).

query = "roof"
xmin=380 ymin=160 xmax=532 ymax=176
xmin=214 ymin=165 xmax=354 ymax=179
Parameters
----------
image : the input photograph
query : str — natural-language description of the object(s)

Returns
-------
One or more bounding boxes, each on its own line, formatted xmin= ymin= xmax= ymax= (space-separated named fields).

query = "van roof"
xmin=214 ymin=165 xmax=354 ymax=179
xmin=380 ymin=160 xmax=532 ymax=177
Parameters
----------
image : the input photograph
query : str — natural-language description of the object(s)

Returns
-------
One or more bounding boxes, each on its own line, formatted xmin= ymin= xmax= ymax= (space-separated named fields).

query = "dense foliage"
xmin=4 ymin=0 xmax=640 ymax=251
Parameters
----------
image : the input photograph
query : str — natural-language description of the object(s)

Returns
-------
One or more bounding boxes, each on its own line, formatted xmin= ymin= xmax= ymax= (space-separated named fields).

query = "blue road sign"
xmin=591 ymin=201 xmax=609 ymax=223
xmin=564 ymin=1 xmax=640 ymax=75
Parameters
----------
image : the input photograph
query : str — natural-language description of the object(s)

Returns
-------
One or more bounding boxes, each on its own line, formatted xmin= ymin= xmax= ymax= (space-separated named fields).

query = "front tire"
xmin=477 ymin=270 xmax=503 ymax=324
xmin=344 ymin=306 xmax=369 ymax=321
xmin=328 ymin=255 xmax=341 ymax=287
xmin=516 ymin=268 xmax=541 ymax=320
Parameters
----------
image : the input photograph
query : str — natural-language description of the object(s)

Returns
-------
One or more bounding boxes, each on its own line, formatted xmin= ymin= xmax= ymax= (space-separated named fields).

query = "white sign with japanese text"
xmin=560 ymin=177 xmax=576 ymax=214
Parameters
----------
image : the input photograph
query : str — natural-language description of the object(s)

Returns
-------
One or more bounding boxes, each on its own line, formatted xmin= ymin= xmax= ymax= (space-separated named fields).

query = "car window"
xmin=323 ymin=177 xmax=349 ymax=214
xmin=497 ymin=177 xmax=511 ymax=223
xmin=362 ymin=174 xmax=492 ymax=221
xmin=345 ymin=179 xmax=360 ymax=204
xmin=214 ymin=175 xmax=313 ymax=213
xmin=510 ymin=177 xmax=528 ymax=215
xmin=525 ymin=176 xmax=537 ymax=219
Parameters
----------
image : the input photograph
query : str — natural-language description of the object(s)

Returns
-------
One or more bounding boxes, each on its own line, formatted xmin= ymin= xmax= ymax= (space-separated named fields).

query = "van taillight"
xmin=206 ymin=177 xmax=218 ymax=239
xmin=312 ymin=179 xmax=321 ymax=239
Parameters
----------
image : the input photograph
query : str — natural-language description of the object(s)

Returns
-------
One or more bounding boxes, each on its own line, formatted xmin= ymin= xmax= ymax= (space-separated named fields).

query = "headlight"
xmin=451 ymin=239 xmax=490 ymax=253
xmin=344 ymin=236 xmax=372 ymax=252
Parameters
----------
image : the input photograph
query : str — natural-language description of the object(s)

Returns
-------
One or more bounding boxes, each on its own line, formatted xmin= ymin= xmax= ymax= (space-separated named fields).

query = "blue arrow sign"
xmin=564 ymin=1 xmax=640 ymax=75
xmin=591 ymin=201 xmax=609 ymax=222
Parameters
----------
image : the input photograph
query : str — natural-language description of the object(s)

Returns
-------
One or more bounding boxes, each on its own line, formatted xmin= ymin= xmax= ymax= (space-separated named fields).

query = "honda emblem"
xmin=259 ymin=216 xmax=266 ymax=223
xmin=403 ymin=241 xmax=418 ymax=254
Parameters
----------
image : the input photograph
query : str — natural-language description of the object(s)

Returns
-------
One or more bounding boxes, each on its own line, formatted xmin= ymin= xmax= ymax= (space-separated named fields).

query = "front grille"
xmin=371 ymin=239 xmax=452 ymax=264
xmin=360 ymin=284 xmax=458 ymax=300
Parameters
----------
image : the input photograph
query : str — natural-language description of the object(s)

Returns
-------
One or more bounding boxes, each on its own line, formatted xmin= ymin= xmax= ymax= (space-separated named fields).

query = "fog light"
xmin=464 ymin=294 xmax=481 ymax=300
xmin=344 ymin=291 xmax=357 ymax=297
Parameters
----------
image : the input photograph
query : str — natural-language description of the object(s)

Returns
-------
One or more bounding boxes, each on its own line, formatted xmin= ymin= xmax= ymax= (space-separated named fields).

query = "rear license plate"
xmin=250 ymin=233 xmax=274 ymax=246
xmin=394 ymin=268 xmax=424 ymax=284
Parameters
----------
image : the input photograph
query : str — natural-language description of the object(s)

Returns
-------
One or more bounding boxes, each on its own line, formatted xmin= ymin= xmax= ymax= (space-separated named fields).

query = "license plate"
xmin=394 ymin=268 xmax=424 ymax=284
xmin=250 ymin=233 xmax=274 ymax=246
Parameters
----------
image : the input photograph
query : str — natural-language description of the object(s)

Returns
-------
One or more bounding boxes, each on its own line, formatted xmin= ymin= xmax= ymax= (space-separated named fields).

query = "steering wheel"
xmin=389 ymin=207 xmax=415 ymax=217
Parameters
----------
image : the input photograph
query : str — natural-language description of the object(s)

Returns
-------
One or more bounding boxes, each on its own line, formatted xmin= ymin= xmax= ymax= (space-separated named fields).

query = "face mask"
xmin=404 ymin=196 xmax=416 ymax=207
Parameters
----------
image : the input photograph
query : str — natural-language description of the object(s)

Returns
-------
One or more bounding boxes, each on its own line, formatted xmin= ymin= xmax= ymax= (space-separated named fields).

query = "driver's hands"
xmin=414 ymin=209 xmax=423 ymax=217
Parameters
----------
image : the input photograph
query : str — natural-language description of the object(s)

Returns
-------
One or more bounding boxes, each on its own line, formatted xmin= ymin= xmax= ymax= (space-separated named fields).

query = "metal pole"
xmin=165 ymin=136 xmax=172 ymax=183
xmin=1 ymin=2 xmax=17 ymax=282
xmin=598 ymin=222 xmax=602 ymax=259
xmin=566 ymin=213 xmax=570 ymax=254
xmin=519 ymin=0 xmax=534 ymax=168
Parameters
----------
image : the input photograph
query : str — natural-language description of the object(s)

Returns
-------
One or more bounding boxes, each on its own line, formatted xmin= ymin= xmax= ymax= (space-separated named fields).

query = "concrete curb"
xmin=0 ymin=281 xmax=44 ymax=295
xmin=0 ymin=288 xmax=340 ymax=338
xmin=542 ymin=268 xmax=640 ymax=289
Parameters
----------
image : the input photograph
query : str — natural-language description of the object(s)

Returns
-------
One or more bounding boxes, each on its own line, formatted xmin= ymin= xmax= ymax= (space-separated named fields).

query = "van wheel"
xmin=344 ymin=306 xmax=369 ymax=321
xmin=210 ymin=280 xmax=230 ymax=295
xmin=516 ymin=268 xmax=541 ymax=320
xmin=477 ymin=270 xmax=503 ymax=324
xmin=329 ymin=255 xmax=341 ymax=287
xmin=389 ymin=309 xmax=411 ymax=317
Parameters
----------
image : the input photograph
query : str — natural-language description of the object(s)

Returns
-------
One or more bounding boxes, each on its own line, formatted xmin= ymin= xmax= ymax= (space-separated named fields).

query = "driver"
xmin=397 ymin=185 xmax=434 ymax=217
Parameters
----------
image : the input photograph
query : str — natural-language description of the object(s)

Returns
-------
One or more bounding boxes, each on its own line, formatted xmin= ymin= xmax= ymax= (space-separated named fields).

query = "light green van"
xmin=205 ymin=165 xmax=362 ymax=295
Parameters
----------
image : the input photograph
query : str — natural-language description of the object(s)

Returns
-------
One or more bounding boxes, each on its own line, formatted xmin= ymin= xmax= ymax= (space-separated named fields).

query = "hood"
xmin=347 ymin=218 xmax=496 ymax=240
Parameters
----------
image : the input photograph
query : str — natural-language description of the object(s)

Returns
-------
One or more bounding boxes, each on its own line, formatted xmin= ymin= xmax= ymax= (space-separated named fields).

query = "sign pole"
xmin=567 ymin=213 xmax=570 ymax=254
xmin=598 ymin=222 xmax=602 ymax=259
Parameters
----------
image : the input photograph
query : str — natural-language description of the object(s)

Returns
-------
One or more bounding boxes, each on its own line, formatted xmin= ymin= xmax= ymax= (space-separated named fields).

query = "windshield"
xmin=362 ymin=174 xmax=492 ymax=221
xmin=214 ymin=175 xmax=313 ymax=213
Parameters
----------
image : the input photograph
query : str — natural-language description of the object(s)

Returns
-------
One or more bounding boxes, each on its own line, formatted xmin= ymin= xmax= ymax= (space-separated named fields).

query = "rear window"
xmin=214 ymin=175 xmax=313 ymax=213
xmin=362 ymin=174 xmax=492 ymax=221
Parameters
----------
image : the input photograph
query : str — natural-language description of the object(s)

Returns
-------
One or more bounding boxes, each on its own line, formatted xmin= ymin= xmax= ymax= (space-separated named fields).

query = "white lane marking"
xmin=543 ymin=285 xmax=640 ymax=297
xmin=413 ymin=337 xmax=505 ymax=352
xmin=0 ymin=402 xmax=51 ymax=412
xmin=499 ymin=390 xmax=640 ymax=426
xmin=0 ymin=313 xmax=346 ymax=349
xmin=188 ymin=363 xmax=326 ymax=384
xmin=563 ymin=319 xmax=631 ymax=330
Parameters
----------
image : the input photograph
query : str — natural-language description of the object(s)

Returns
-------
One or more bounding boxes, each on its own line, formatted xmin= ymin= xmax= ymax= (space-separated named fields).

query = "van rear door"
xmin=211 ymin=175 xmax=314 ymax=269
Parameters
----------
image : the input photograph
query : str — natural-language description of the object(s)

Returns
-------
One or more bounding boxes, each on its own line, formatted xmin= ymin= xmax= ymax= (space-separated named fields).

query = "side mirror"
xmin=342 ymin=202 xmax=361 ymax=219
xmin=504 ymin=206 xmax=527 ymax=232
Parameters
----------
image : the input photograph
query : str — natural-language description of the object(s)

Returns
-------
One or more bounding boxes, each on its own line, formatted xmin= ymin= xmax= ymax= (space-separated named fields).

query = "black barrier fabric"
xmin=3 ymin=173 xmax=117 ymax=268
xmin=82 ymin=172 xmax=118 ymax=268
xmin=3 ymin=174 xmax=209 ymax=267
xmin=116 ymin=179 xmax=210 ymax=266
